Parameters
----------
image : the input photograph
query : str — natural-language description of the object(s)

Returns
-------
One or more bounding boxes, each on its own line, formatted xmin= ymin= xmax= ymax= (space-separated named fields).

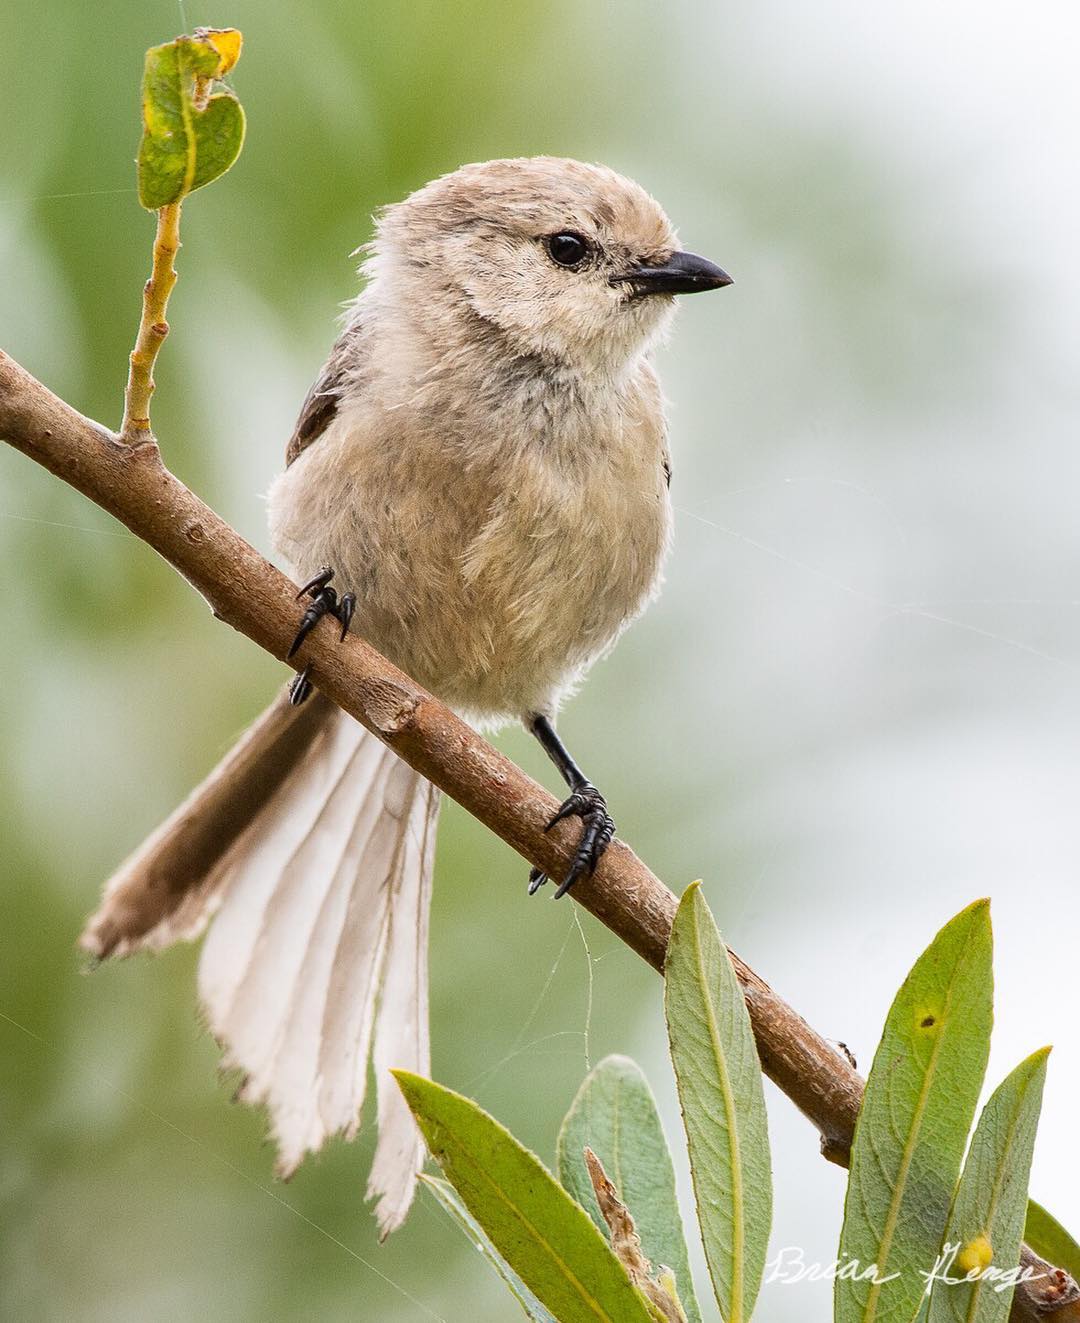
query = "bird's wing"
xmin=285 ymin=304 xmax=371 ymax=467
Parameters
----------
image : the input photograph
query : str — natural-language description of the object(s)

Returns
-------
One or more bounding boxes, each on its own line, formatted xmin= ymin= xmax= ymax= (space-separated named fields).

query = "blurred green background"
xmin=4 ymin=2 xmax=1080 ymax=1319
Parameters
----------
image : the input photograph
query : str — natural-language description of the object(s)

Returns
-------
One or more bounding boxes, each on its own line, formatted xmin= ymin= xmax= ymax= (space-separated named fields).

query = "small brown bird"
xmin=81 ymin=157 xmax=731 ymax=1234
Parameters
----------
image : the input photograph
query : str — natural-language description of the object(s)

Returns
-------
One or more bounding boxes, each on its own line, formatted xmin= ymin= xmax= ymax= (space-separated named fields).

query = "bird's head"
xmin=370 ymin=156 xmax=731 ymax=377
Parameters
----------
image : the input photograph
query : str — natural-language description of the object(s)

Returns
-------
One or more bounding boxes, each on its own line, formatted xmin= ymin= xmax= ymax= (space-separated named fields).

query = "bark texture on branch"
xmin=1 ymin=349 xmax=1073 ymax=1323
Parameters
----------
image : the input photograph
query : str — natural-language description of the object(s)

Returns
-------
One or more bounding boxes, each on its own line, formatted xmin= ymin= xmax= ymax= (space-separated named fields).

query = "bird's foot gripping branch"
xmin=1 ymin=24 xmax=1078 ymax=1321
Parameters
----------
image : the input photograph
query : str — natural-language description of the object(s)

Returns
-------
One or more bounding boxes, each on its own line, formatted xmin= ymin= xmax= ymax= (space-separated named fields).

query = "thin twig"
xmin=121 ymin=201 xmax=181 ymax=440
xmin=0 ymin=349 xmax=1075 ymax=1323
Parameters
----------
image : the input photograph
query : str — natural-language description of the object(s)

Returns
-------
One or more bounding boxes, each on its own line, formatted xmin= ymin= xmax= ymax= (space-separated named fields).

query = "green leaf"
xmin=422 ymin=1175 xmax=558 ymax=1322
xmin=836 ymin=899 xmax=994 ymax=1323
xmin=188 ymin=94 xmax=246 ymax=193
xmin=393 ymin=1072 xmax=662 ymax=1323
xmin=664 ymin=882 xmax=773 ymax=1323
xmin=137 ymin=31 xmax=246 ymax=209
xmin=927 ymin=1048 xmax=1049 ymax=1323
xmin=557 ymin=1055 xmax=702 ymax=1323
xmin=1024 ymin=1199 xmax=1080 ymax=1283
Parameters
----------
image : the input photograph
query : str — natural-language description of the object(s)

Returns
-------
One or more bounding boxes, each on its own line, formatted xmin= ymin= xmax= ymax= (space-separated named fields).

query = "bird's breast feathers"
xmin=267 ymin=361 xmax=670 ymax=719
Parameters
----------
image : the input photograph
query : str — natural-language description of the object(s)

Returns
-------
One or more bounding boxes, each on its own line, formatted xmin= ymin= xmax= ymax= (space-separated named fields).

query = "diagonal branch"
xmin=0 ymin=348 xmax=1075 ymax=1323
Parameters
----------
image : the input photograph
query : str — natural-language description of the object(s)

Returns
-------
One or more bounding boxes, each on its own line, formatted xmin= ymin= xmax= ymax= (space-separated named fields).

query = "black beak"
xmin=612 ymin=250 xmax=733 ymax=296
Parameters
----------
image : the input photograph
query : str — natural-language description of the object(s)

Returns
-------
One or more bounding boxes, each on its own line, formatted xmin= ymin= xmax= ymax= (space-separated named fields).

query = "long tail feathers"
xmin=366 ymin=776 xmax=437 ymax=1234
xmin=81 ymin=693 xmax=439 ymax=1236
xmin=80 ymin=689 xmax=336 ymax=959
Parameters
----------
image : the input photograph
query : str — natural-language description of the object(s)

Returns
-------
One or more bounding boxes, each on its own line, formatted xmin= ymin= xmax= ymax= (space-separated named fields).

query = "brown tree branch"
xmin=0 ymin=348 xmax=1074 ymax=1322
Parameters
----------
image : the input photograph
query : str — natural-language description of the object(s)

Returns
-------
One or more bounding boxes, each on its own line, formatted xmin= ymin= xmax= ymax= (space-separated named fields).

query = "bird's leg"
xmin=287 ymin=566 xmax=356 ymax=706
xmin=526 ymin=714 xmax=615 ymax=899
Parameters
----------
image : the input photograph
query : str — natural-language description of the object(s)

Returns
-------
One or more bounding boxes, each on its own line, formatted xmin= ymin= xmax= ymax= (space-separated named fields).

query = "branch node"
xmin=363 ymin=678 xmax=423 ymax=736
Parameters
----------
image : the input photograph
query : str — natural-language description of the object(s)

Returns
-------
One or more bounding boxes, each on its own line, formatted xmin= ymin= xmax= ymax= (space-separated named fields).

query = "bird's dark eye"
xmin=545 ymin=232 xmax=590 ymax=268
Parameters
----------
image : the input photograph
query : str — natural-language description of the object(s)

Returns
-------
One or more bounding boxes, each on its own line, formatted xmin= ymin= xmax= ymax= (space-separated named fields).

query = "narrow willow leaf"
xmin=927 ymin=1048 xmax=1050 ymax=1323
xmin=664 ymin=882 xmax=772 ymax=1323
xmin=393 ymin=1072 xmax=662 ymax=1323
xmin=836 ymin=900 xmax=994 ymax=1323
xmin=1024 ymin=1199 xmax=1080 ymax=1283
xmin=137 ymin=30 xmax=246 ymax=209
xmin=557 ymin=1055 xmax=702 ymax=1323
xmin=422 ymin=1175 xmax=558 ymax=1322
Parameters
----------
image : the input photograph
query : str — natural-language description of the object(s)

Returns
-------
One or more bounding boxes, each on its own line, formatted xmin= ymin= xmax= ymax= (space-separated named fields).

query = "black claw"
xmin=289 ymin=664 xmax=313 ymax=706
xmin=527 ymin=866 xmax=548 ymax=895
xmin=288 ymin=591 xmax=336 ymax=659
xmin=536 ymin=784 xmax=615 ymax=899
xmin=545 ymin=798 xmax=581 ymax=831
xmin=337 ymin=592 xmax=355 ymax=641
xmin=286 ymin=567 xmax=357 ymax=692
xmin=295 ymin=566 xmax=334 ymax=599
